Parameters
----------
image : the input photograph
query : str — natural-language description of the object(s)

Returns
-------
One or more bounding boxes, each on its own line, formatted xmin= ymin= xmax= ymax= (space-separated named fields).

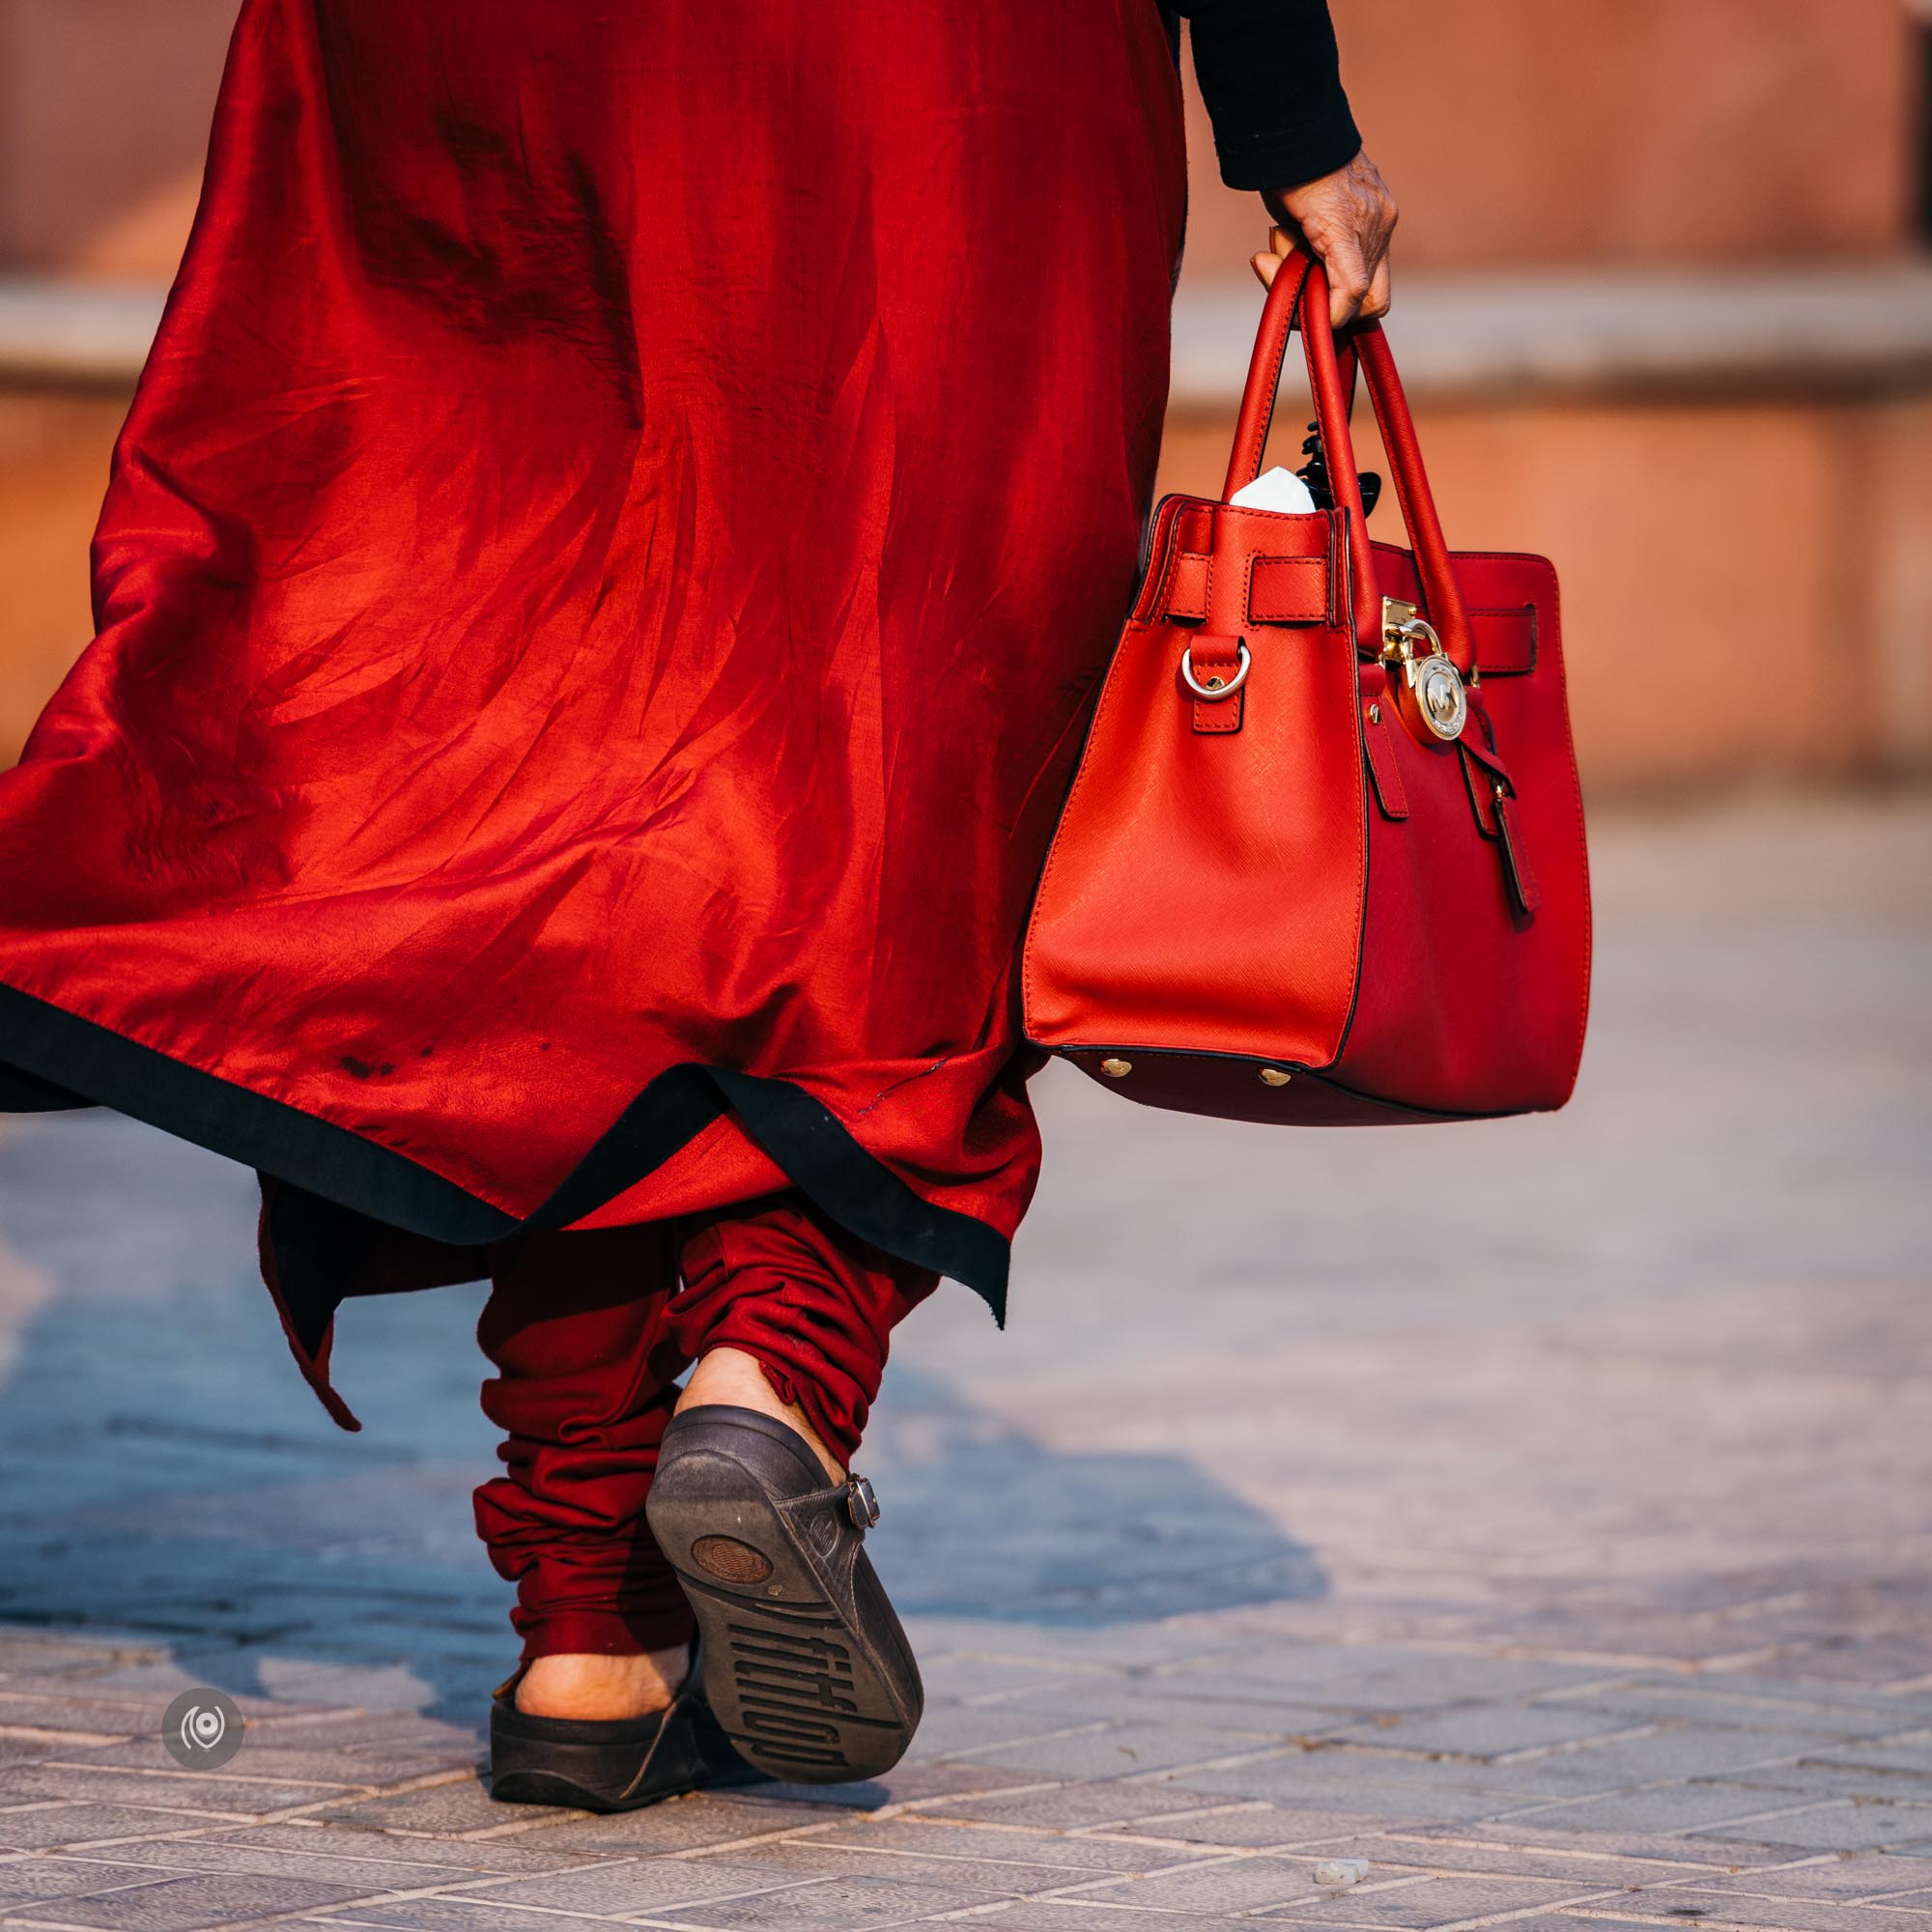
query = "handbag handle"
xmin=1221 ymin=250 xmax=1474 ymax=671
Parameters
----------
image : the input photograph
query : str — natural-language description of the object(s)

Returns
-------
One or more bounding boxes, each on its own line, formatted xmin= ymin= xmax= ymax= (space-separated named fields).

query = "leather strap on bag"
xmin=1220 ymin=251 xmax=1475 ymax=674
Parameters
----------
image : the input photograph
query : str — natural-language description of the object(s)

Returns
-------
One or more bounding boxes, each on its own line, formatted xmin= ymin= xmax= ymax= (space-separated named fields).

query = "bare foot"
xmin=515 ymin=1643 xmax=690 ymax=1719
xmin=679 ymin=1345 xmax=845 ymax=1481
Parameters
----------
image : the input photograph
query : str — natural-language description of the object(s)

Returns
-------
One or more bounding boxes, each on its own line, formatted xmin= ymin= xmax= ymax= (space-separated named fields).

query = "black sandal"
xmin=489 ymin=1639 xmax=765 ymax=1811
xmin=646 ymin=1404 xmax=923 ymax=1783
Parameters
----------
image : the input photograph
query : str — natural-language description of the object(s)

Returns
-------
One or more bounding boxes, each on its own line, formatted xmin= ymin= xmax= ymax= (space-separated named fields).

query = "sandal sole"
xmin=647 ymin=1441 xmax=921 ymax=1782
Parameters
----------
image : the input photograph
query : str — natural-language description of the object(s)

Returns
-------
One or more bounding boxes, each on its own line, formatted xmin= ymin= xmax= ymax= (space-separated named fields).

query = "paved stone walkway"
xmin=1 ymin=797 xmax=1928 ymax=1930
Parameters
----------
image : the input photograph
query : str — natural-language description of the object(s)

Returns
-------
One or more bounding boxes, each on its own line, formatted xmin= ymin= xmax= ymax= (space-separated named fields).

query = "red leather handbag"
xmin=1023 ymin=252 xmax=1591 ymax=1123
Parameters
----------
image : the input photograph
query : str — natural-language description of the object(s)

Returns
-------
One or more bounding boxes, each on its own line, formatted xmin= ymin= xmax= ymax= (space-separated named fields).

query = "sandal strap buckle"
xmin=846 ymin=1472 xmax=881 ymax=1529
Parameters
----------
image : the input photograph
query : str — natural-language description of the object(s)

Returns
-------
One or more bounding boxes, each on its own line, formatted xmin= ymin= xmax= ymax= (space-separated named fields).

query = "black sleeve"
xmin=1174 ymin=0 xmax=1362 ymax=193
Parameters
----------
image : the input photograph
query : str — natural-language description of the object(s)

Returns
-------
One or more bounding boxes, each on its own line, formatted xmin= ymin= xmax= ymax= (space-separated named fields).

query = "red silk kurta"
xmin=0 ymin=0 xmax=1187 ymax=1424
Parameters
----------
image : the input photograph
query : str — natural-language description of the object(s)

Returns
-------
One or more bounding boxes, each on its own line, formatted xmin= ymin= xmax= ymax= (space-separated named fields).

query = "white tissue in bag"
xmin=1228 ymin=465 xmax=1317 ymax=514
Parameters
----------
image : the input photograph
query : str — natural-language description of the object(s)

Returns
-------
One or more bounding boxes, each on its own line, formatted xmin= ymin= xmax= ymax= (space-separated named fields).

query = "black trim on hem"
xmin=714 ymin=1069 xmax=1009 ymax=1321
xmin=0 ymin=980 xmax=1012 ymax=1373
xmin=0 ymin=983 xmax=512 ymax=1243
xmin=0 ymin=1065 xmax=86 ymax=1112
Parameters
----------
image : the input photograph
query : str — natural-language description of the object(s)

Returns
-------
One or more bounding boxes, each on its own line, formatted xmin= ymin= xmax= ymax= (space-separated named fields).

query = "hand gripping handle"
xmin=1220 ymin=250 xmax=1473 ymax=672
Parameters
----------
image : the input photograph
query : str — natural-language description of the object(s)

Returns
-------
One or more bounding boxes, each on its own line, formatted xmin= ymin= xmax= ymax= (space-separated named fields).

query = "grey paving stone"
xmin=1155 ymin=1652 xmax=1615 ymax=1716
xmin=679 ymin=1834 xmax=1137 ymax=1896
xmin=1092 ymin=1803 xmax=1416 ymax=1849
xmin=784 ymin=1816 xmax=1191 ymax=1875
xmin=302 ymin=1904 xmax=630 ymax=1932
xmin=1067 ymin=1853 xmax=1376 ymax=1916
xmin=903 ymin=1705 xmax=1105 ymax=1761
xmin=1648 ymin=1672 xmax=1931 ymax=1713
xmin=20 ymin=1658 xmax=340 ymax=1723
xmin=1677 ymin=1853 xmax=1932 ymax=1902
xmin=59 ymin=1741 xmax=478 ymax=1788
xmin=309 ymin=1779 xmax=562 ymax=1838
xmin=441 ymin=1857 xmax=809 ymax=1916
xmin=998 ymin=1681 xmax=1360 ymax=1736
xmin=944 ymin=1907 xmax=1264 ymax=1932
xmin=0 ymin=1802 xmax=246 ymax=1849
xmin=1329 ymin=1706 xmax=1649 ymax=1760
xmin=19 ymin=1870 xmax=363 ymax=1929
xmin=919 ymin=1781 xmax=1269 ymax=1832
xmin=1690 ymin=1804 xmax=1932 ymax=1853
xmin=1166 ymin=1758 xmax=1522 ymax=1824
xmin=0 ymin=1693 xmax=160 ymax=1738
xmin=747 ymin=1761 xmax=1021 ymax=1809
xmin=956 ymin=1720 xmax=1287 ymax=1782
xmin=899 ymin=1620 xmax=1252 ymax=1671
xmin=1654 ymin=1855 xmax=1932 ymax=1901
xmin=1613 ymin=1889 xmax=1932 ymax=1932
xmin=645 ymin=1869 xmax=1005 ymax=1926
xmin=1483 ymin=1920 xmax=1686 ymax=1932
xmin=65 ymin=1713 xmax=482 ymax=1789
xmin=0 ymin=1639 xmax=156 ymax=1679
xmin=1280 ymin=1875 xmax=1630 ymax=1926
xmin=45 ymin=1822 xmax=604 ymax=1885
xmin=0 ymin=1859 xmax=184 ymax=1908
xmin=1260 ymin=1834 xmax=1704 ymax=1888
xmin=514 ymin=1794 xmax=848 ymax=1855
xmin=0 ymin=1763 xmax=352 ymax=1814
xmin=1401 ymin=1823 xmax=1812 ymax=1870
xmin=213 ymin=1820 xmax=611 ymax=1872
xmin=1804 ymin=1742 xmax=1932 ymax=1777
xmin=1716 ymin=1764 xmax=1932 ymax=1804
xmin=1450 ymin=1730 xmax=1819 ymax=1799
xmin=213 ymin=1662 xmax=450 ymax=1717
xmin=912 ymin=1654 xmax=1102 ymax=1703
xmin=1246 ymin=1745 xmax=1582 ymax=1799
xmin=1569 ymin=1739 xmax=1855 ymax=1777
xmin=1548 ymin=1688 xmax=1924 ymax=1741
xmin=1503 ymin=1789 xmax=1839 ymax=1839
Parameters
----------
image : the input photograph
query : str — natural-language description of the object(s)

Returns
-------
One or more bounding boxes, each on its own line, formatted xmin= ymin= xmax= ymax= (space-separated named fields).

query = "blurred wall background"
xmin=1 ymin=0 xmax=1928 ymax=790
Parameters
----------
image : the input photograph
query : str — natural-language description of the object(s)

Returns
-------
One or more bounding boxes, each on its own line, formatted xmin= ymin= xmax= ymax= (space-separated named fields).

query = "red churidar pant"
xmin=472 ymin=1195 xmax=936 ymax=1660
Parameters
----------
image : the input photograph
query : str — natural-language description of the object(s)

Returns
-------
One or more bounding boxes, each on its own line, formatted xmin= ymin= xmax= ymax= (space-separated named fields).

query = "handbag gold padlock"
xmin=1381 ymin=596 xmax=1467 ymax=745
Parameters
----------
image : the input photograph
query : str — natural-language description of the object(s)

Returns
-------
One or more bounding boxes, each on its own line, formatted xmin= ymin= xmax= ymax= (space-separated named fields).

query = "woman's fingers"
xmin=1249 ymin=237 xmax=1374 ymax=327
xmin=1362 ymin=252 xmax=1393 ymax=322
xmin=1262 ymin=152 xmax=1400 ymax=329
xmin=1320 ymin=234 xmax=1373 ymax=330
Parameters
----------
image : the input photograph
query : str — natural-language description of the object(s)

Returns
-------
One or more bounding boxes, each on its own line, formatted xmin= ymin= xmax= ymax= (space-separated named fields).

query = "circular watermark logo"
xmin=159 ymin=1688 xmax=244 ymax=1770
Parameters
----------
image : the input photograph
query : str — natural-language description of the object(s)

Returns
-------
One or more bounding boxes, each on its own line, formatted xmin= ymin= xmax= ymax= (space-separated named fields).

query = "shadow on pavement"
xmin=0 ymin=1112 xmax=1323 ymax=1720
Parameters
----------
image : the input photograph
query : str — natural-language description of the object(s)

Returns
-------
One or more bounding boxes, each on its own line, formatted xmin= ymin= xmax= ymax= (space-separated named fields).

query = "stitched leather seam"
xmin=1450 ymin=551 xmax=1588 ymax=1085
xmin=1465 ymin=602 xmax=1538 ymax=674
xmin=1143 ymin=500 xmax=1189 ymax=625
xmin=1475 ymin=552 xmax=1589 ymax=1077
xmin=1189 ymin=628 xmax=1243 ymax=734
xmin=1244 ymin=553 xmax=1326 ymax=625
xmin=1326 ymin=679 xmax=1371 ymax=1070
xmin=1233 ymin=260 xmax=1307 ymax=490
xmin=1539 ymin=559 xmax=1592 ymax=1089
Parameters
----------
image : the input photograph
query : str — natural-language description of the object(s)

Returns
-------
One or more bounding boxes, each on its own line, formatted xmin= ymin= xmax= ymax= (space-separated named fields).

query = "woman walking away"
xmin=0 ymin=0 xmax=1395 ymax=1808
